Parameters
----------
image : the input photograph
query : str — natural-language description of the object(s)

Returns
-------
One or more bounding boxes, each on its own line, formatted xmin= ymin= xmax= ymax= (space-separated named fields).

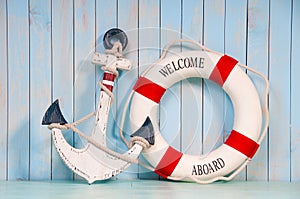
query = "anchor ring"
xmin=103 ymin=28 xmax=128 ymax=50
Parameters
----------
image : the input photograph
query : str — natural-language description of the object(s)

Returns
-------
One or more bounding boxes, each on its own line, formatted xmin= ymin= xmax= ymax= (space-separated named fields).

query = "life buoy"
xmin=129 ymin=49 xmax=264 ymax=183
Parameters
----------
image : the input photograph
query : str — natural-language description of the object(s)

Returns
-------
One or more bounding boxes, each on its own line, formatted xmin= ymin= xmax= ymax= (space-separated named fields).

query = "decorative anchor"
xmin=42 ymin=28 xmax=154 ymax=184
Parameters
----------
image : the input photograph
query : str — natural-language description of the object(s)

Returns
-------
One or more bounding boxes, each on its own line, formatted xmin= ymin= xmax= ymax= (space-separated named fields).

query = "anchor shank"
xmin=92 ymin=71 xmax=117 ymax=146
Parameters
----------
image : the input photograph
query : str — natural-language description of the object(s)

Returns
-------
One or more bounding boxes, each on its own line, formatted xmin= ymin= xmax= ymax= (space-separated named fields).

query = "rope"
xmin=129 ymin=136 xmax=150 ymax=149
xmin=48 ymin=123 xmax=139 ymax=164
xmin=105 ymin=41 xmax=152 ymax=150
xmin=101 ymin=66 xmax=119 ymax=77
xmin=72 ymin=111 xmax=96 ymax=126
xmin=105 ymin=41 xmax=123 ymax=58
xmin=98 ymin=82 xmax=115 ymax=103
xmin=48 ymin=41 xmax=149 ymax=165
xmin=119 ymin=39 xmax=270 ymax=184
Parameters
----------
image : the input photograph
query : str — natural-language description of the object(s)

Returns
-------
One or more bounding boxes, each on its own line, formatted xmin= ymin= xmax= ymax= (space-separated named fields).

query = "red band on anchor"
xmin=103 ymin=72 xmax=116 ymax=81
xmin=102 ymin=72 xmax=116 ymax=92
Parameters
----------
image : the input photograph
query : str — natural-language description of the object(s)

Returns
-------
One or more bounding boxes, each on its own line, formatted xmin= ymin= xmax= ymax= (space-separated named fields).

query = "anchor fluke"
xmin=42 ymin=99 xmax=68 ymax=125
xmin=131 ymin=117 xmax=155 ymax=145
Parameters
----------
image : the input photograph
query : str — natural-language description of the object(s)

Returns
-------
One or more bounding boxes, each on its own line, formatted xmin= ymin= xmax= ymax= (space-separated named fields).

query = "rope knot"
xmin=129 ymin=136 xmax=151 ymax=150
xmin=48 ymin=123 xmax=68 ymax=130
xmin=105 ymin=41 xmax=123 ymax=58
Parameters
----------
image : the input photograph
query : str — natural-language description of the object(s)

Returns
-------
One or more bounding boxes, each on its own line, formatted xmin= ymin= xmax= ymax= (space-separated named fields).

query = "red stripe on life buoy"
xmin=209 ymin=55 xmax=238 ymax=87
xmin=133 ymin=77 xmax=166 ymax=103
xmin=224 ymin=130 xmax=259 ymax=159
xmin=154 ymin=146 xmax=183 ymax=179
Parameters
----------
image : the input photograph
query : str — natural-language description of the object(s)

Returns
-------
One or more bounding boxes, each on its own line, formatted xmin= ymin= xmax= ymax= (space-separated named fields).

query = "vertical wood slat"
xmin=116 ymin=0 xmax=139 ymax=179
xmin=51 ymin=0 xmax=74 ymax=180
xmin=160 ymin=0 xmax=182 ymax=154
xmin=138 ymin=0 xmax=160 ymax=179
xmin=224 ymin=0 xmax=247 ymax=181
xmin=29 ymin=0 xmax=52 ymax=180
xmin=269 ymin=0 xmax=292 ymax=181
xmin=246 ymin=0 xmax=269 ymax=181
xmin=291 ymin=0 xmax=300 ymax=182
xmin=7 ymin=0 xmax=30 ymax=180
xmin=73 ymin=0 xmax=95 ymax=180
xmin=181 ymin=0 xmax=203 ymax=156
xmin=95 ymin=0 xmax=117 ymax=153
xmin=0 ymin=0 xmax=7 ymax=180
xmin=203 ymin=0 xmax=225 ymax=156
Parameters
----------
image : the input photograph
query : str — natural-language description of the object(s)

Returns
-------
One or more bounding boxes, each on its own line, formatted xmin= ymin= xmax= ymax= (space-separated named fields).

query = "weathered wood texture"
xmin=0 ymin=0 xmax=298 ymax=182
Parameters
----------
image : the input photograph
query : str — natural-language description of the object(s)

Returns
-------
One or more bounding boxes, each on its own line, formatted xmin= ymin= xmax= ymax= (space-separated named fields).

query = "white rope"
xmin=129 ymin=136 xmax=150 ymax=149
xmin=48 ymin=123 xmax=138 ymax=164
xmin=48 ymin=42 xmax=149 ymax=165
xmin=98 ymin=82 xmax=115 ymax=103
xmin=72 ymin=111 xmax=96 ymax=126
xmin=101 ymin=66 xmax=119 ymax=77
xmin=105 ymin=41 xmax=123 ymax=58
xmin=119 ymin=39 xmax=270 ymax=184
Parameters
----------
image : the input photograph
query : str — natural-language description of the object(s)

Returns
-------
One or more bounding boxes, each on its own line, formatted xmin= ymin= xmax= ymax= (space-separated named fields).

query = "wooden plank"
xmin=7 ymin=0 xmax=30 ymax=180
xmin=139 ymin=0 xmax=160 ymax=75
xmin=29 ymin=0 xmax=52 ymax=180
xmin=291 ymin=0 xmax=300 ymax=182
xmin=138 ymin=0 xmax=160 ymax=179
xmin=116 ymin=0 xmax=139 ymax=179
xmin=160 ymin=0 xmax=182 ymax=154
xmin=224 ymin=0 xmax=247 ymax=69
xmin=51 ymin=0 xmax=74 ymax=180
xmin=95 ymin=0 xmax=117 ymax=155
xmin=181 ymin=0 xmax=203 ymax=156
xmin=203 ymin=0 xmax=225 ymax=155
xmin=269 ymin=0 xmax=292 ymax=181
xmin=224 ymin=0 xmax=247 ymax=181
xmin=95 ymin=0 xmax=117 ymax=181
xmin=73 ymin=0 xmax=95 ymax=180
xmin=29 ymin=0 xmax=51 ymax=180
xmin=246 ymin=0 xmax=269 ymax=181
xmin=0 ymin=0 xmax=7 ymax=180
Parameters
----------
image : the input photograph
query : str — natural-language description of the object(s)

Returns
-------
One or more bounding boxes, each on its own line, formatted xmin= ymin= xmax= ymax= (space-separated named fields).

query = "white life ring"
xmin=129 ymin=50 xmax=264 ymax=183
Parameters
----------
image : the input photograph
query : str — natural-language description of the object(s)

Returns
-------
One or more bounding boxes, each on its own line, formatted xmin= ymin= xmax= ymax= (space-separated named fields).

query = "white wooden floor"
xmin=1 ymin=180 xmax=299 ymax=199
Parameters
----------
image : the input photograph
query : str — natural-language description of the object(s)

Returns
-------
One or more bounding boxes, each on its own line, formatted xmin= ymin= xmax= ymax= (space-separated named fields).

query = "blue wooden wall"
xmin=0 ymin=0 xmax=299 ymax=182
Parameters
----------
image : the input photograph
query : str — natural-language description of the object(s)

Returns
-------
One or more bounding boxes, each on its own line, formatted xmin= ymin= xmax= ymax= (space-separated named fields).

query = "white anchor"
xmin=42 ymin=29 xmax=153 ymax=184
